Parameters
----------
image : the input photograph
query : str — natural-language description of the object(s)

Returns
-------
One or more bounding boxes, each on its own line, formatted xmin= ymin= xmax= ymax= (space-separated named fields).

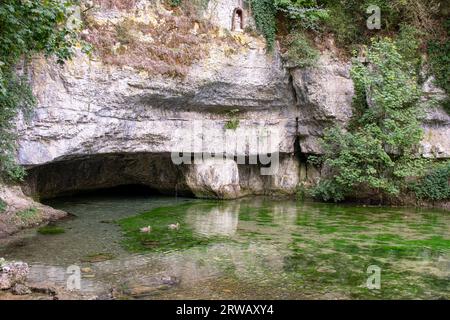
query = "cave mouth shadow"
xmin=50 ymin=184 xmax=163 ymax=198
xmin=23 ymin=152 xmax=194 ymax=201
xmin=39 ymin=184 xmax=168 ymax=208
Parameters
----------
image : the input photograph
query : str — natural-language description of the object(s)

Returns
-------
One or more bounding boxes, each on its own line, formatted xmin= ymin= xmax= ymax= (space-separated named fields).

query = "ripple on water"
xmin=0 ymin=195 xmax=448 ymax=299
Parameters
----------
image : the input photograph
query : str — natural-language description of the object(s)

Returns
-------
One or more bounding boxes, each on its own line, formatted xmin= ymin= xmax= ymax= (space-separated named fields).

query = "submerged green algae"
xmin=1 ymin=195 xmax=448 ymax=300
xmin=118 ymin=201 xmax=228 ymax=253
xmin=37 ymin=225 xmax=65 ymax=235
xmin=118 ymin=199 xmax=449 ymax=299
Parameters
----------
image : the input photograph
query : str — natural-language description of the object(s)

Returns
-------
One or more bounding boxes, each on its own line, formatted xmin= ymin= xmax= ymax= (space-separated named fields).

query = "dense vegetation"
xmin=251 ymin=1 xmax=449 ymax=82
xmin=412 ymin=161 xmax=450 ymax=201
xmin=427 ymin=19 xmax=450 ymax=113
xmin=310 ymin=28 xmax=427 ymax=202
xmin=254 ymin=0 xmax=450 ymax=203
xmin=0 ymin=0 xmax=79 ymax=181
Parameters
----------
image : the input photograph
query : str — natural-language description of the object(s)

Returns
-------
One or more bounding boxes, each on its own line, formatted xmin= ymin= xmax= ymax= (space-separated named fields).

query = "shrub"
xmin=309 ymin=179 xmax=346 ymax=202
xmin=311 ymin=36 xmax=426 ymax=202
xmin=283 ymin=32 xmax=319 ymax=67
xmin=412 ymin=161 xmax=450 ymax=201
xmin=275 ymin=0 xmax=329 ymax=32
xmin=224 ymin=109 xmax=240 ymax=130
xmin=427 ymin=19 xmax=450 ymax=114
xmin=251 ymin=0 xmax=277 ymax=50
xmin=319 ymin=0 xmax=441 ymax=53
xmin=0 ymin=198 xmax=6 ymax=213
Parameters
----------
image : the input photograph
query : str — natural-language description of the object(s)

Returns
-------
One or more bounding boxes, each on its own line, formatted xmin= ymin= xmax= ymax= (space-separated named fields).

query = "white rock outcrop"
xmin=10 ymin=2 xmax=449 ymax=202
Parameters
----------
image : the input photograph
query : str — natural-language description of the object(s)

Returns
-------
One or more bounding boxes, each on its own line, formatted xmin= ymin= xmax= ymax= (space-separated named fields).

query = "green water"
xmin=0 ymin=195 xmax=448 ymax=299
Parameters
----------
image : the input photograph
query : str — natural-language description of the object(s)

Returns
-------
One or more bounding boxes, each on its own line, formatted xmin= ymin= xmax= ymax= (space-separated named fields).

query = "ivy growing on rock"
xmin=0 ymin=197 xmax=6 ymax=213
xmin=250 ymin=0 xmax=277 ymax=50
xmin=0 ymin=0 xmax=79 ymax=181
xmin=251 ymin=0 xmax=328 ymax=51
xmin=427 ymin=19 xmax=450 ymax=114
xmin=311 ymin=33 xmax=427 ymax=202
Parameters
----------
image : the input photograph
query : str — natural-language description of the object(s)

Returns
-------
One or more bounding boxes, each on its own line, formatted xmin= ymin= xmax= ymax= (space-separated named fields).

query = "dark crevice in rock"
xmin=22 ymin=152 xmax=194 ymax=200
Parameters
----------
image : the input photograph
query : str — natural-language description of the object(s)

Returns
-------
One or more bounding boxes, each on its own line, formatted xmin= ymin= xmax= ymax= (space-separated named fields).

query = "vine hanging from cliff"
xmin=250 ymin=0 xmax=277 ymax=50
xmin=0 ymin=0 xmax=80 ymax=181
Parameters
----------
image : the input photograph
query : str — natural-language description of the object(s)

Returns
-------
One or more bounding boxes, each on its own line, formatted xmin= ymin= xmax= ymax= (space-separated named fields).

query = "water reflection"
xmin=186 ymin=203 xmax=239 ymax=236
xmin=0 ymin=196 xmax=448 ymax=300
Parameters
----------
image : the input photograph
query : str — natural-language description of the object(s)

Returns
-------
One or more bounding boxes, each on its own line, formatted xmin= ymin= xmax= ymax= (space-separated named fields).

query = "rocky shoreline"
xmin=0 ymin=184 xmax=66 ymax=239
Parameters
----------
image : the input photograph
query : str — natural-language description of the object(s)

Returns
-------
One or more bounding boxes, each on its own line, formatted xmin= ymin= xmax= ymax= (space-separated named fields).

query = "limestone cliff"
xmin=6 ymin=0 xmax=450 ymax=204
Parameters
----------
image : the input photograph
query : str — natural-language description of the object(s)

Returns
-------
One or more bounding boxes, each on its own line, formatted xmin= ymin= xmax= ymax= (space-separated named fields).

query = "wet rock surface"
xmin=0 ymin=260 xmax=29 ymax=290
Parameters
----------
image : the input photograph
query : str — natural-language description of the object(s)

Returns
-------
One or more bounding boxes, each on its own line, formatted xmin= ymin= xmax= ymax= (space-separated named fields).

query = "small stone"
xmin=0 ymin=261 xmax=29 ymax=290
xmin=11 ymin=283 xmax=31 ymax=295
xmin=127 ymin=285 xmax=157 ymax=297
xmin=161 ymin=275 xmax=179 ymax=285
xmin=82 ymin=274 xmax=96 ymax=278
xmin=81 ymin=267 xmax=92 ymax=273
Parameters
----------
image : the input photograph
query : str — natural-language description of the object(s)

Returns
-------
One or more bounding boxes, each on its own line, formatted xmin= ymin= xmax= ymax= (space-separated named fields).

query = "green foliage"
xmin=168 ymin=0 xmax=182 ymax=6
xmin=0 ymin=0 xmax=79 ymax=181
xmin=17 ymin=207 xmax=38 ymax=222
xmin=251 ymin=0 xmax=328 ymax=51
xmin=0 ymin=198 xmax=6 ymax=213
xmin=412 ymin=161 xmax=450 ymax=201
xmin=322 ymin=2 xmax=363 ymax=49
xmin=275 ymin=0 xmax=329 ymax=31
xmin=318 ymin=0 xmax=442 ymax=51
xmin=295 ymin=182 xmax=308 ymax=200
xmin=312 ymin=36 xmax=426 ymax=202
xmin=251 ymin=0 xmax=277 ymax=50
xmin=0 ymin=72 xmax=35 ymax=181
xmin=37 ymin=225 xmax=66 ymax=235
xmin=427 ymin=19 xmax=450 ymax=114
xmin=283 ymin=32 xmax=319 ymax=67
xmin=309 ymin=179 xmax=346 ymax=202
xmin=395 ymin=24 xmax=423 ymax=74
xmin=224 ymin=109 xmax=240 ymax=130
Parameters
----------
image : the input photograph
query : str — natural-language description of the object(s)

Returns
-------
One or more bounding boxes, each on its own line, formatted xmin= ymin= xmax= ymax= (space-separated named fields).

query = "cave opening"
xmin=22 ymin=152 xmax=194 ymax=200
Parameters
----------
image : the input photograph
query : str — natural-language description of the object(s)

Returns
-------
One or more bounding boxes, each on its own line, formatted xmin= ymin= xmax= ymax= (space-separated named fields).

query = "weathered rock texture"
xmin=0 ymin=184 xmax=66 ymax=238
xmin=15 ymin=1 xmax=303 ymax=200
xmin=11 ymin=0 xmax=450 ymax=203
xmin=291 ymin=54 xmax=354 ymax=155
xmin=0 ymin=261 xmax=29 ymax=290
xmin=421 ymin=77 xmax=450 ymax=158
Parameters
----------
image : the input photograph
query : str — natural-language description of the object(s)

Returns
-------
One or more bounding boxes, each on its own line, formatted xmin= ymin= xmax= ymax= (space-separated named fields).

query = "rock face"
xmin=290 ymin=56 xmax=450 ymax=157
xmin=10 ymin=1 xmax=449 ymax=203
xmin=0 ymin=184 xmax=67 ymax=238
xmin=421 ymin=77 xmax=450 ymax=158
xmin=16 ymin=2 xmax=301 ymax=200
xmin=185 ymin=158 xmax=241 ymax=199
xmin=0 ymin=261 xmax=29 ymax=290
xmin=291 ymin=54 xmax=354 ymax=154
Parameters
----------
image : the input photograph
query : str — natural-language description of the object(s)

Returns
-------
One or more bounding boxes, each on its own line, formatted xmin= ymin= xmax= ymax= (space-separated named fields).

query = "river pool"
xmin=0 ymin=195 xmax=448 ymax=299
